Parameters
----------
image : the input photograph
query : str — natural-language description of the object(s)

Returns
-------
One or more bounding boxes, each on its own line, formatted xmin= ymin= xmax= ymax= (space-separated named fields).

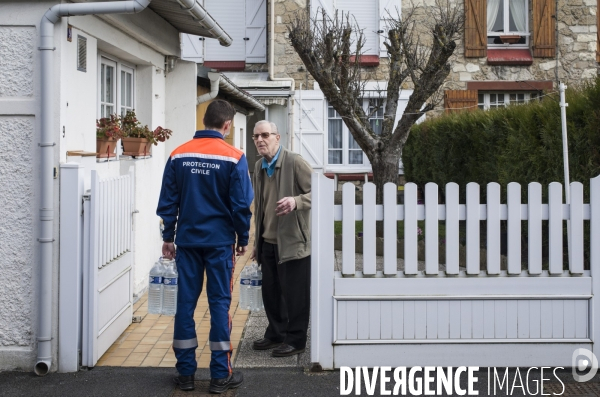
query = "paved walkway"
xmin=96 ymin=225 xmax=256 ymax=368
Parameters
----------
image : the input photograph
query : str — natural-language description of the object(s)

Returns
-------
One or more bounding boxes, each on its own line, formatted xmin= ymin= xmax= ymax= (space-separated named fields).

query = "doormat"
xmin=170 ymin=380 xmax=237 ymax=397
xmin=544 ymin=382 xmax=600 ymax=396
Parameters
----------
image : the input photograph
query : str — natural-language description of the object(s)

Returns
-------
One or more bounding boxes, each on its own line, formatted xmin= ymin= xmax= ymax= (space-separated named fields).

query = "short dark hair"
xmin=203 ymin=100 xmax=235 ymax=130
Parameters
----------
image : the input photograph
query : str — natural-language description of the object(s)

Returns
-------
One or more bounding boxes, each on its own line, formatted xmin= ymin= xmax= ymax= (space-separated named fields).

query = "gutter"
xmin=198 ymin=72 xmax=265 ymax=111
xmin=177 ymin=0 xmax=232 ymax=47
xmin=37 ymin=0 xmax=151 ymax=377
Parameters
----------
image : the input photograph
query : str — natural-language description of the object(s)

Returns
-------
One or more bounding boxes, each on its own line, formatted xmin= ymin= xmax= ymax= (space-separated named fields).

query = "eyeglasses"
xmin=252 ymin=132 xmax=277 ymax=140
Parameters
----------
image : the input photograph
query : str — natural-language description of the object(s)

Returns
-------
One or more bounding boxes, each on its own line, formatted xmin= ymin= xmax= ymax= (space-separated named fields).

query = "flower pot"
xmin=122 ymin=137 xmax=152 ymax=158
xmin=96 ymin=137 xmax=118 ymax=159
xmin=499 ymin=35 xmax=522 ymax=44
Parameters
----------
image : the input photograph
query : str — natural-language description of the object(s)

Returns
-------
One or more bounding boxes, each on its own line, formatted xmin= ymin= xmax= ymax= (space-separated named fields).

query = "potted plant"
xmin=96 ymin=114 xmax=123 ymax=159
xmin=121 ymin=110 xmax=173 ymax=157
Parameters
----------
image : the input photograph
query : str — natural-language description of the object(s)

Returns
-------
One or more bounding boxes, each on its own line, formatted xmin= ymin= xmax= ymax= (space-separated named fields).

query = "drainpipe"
xmin=37 ymin=0 xmax=150 ymax=377
xmin=269 ymin=0 xmax=295 ymax=148
xmin=197 ymin=72 xmax=221 ymax=104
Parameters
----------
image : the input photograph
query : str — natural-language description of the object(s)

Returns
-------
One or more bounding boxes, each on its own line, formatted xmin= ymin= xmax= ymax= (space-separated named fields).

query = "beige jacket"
xmin=253 ymin=147 xmax=312 ymax=263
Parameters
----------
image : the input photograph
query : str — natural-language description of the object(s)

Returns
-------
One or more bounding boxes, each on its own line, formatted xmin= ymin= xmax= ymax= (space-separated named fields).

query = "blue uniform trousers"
xmin=173 ymin=246 xmax=235 ymax=379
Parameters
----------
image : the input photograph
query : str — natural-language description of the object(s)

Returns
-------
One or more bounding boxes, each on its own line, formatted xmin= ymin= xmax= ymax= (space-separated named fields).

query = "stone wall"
xmin=265 ymin=0 xmax=598 ymax=93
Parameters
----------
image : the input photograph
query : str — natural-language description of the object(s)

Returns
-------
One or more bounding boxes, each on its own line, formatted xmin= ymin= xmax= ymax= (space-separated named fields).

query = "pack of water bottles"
xmin=239 ymin=263 xmax=263 ymax=312
xmin=148 ymin=257 xmax=178 ymax=316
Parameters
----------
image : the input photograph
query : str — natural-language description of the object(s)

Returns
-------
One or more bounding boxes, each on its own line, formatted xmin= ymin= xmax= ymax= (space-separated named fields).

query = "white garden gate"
xmin=310 ymin=173 xmax=600 ymax=369
xmin=58 ymin=164 xmax=135 ymax=370
xmin=81 ymin=169 xmax=135 ymax=367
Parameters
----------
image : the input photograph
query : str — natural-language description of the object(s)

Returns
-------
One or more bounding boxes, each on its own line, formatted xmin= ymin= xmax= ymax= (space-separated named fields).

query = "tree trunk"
xmin=370 ymin=147 xmax=402 ymax=204
xmin=369 ymin=147 xmax=402 ymax=237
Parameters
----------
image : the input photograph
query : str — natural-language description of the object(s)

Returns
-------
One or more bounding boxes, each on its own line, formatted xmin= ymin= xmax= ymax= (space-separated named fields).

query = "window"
xmin=487 ymin=0 xmax=528 ymax=46
xmin=477 ymin=92 xmax=540 ymax=110
xmin=99 ymin=56 xmax=135 ymax=118
xmin=327 ymin=99 xmax=384 ymax=167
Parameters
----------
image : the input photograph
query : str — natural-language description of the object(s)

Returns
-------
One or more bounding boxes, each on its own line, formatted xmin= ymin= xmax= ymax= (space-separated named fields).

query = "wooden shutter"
xmin=181 ymin=34 xmax=204 ymax=63
xmin=464 ymin=0 xmax=486 ymax=58
xmin=532 ymin=0 xmax=556 ymax=57
xmin=444 ymin=90 xmax=478 ymax=113
xmin=379 ymin=0 xmax=400 ymax=57
xmin=245 ymin=0 xmax=267 ymax=63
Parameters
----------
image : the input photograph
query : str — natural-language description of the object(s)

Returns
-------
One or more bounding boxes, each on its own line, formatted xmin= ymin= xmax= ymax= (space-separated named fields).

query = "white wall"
xmin=0 ymin=0 xmax=186 ymax=372
xmin=233 ymin=112 xmax=247 ymax=152
xmin=0 ymin=0 xmax=54 ymax=371
xmin=268 ymin=104 xmax=288 ymax=149
xmin=164 ymin=61 xmax=197 ymax=154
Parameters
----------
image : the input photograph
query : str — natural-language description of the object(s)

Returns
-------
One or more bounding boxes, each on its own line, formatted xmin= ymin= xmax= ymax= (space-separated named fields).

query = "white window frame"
xmin=487 ymin=0 xmax=530 ymax=48
xmin=99 ymin=57 xmax=117 ymax=118
xmin=477 ymin=91 xmax=541 ymax=110
xmin=326 ymin=98 xmax=386 ymax=170
xmin=119 ymin=65 xmax=135 ymax=117
xmin=97 ymin=54 xmax=136 ymax=119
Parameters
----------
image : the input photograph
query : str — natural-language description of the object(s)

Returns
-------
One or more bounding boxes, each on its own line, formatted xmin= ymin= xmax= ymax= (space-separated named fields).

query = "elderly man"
xmin=250 ymin=120 xmax=312 ymax=357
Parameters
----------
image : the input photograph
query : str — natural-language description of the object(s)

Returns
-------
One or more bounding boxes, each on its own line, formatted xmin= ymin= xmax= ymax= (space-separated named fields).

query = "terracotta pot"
xmin=96 ymin=137 xmax=118 ymax=158
xmin=122 ymin=137 xmax=152 ymax=157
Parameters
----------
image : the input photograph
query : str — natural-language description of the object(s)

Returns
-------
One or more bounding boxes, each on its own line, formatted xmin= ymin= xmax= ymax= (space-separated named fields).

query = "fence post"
xmin=311 ymin=173 xmax=334 ymax=369
xmin=591 ymin=176 xmax=600 ymax=359
xmin=58 ymin=163 xmax=84 ymax=372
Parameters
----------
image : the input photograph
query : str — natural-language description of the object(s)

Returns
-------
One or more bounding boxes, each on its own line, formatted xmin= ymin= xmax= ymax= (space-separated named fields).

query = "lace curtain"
xmin=487 ymin=0 xmax=526 ymax=33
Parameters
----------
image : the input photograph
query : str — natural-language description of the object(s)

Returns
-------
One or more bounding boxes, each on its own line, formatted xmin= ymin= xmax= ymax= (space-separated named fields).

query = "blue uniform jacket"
xmin=156 ymin=130 xmax=254 ymax=247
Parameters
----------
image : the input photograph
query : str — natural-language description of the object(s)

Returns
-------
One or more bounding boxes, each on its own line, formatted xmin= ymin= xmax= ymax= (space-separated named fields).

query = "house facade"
xmin=181 ymin=0 xmax=598 ymax=178
xmin=0 ymin=0 xmax=237 ymax=373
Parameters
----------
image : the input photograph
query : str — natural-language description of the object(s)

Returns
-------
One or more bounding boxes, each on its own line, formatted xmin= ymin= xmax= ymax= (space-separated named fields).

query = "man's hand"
xmin=162 ymin=242 xmax=175 ymax=259
xmin=250 ymin=247 xmax=257 ymax=260
xmin=275 ymin=197 xmax=296 ymax=216
xmin=236 ymin=244 xmax=248 ymax=256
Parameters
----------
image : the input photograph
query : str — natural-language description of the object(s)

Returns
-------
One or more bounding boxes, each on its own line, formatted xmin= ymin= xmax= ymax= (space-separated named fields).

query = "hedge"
xmin=403 ymin=77 xmax=600 ymax=203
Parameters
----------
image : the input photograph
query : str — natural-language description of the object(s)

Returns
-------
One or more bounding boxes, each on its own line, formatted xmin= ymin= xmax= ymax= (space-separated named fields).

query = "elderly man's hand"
xmin=275 ymin=197 xmax=296 ymax=216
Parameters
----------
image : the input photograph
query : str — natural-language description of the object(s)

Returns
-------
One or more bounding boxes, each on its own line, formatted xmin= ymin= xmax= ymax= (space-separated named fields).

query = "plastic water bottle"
xmin=148 ymin=258 xmax=164 ymax=315
xmin=161 ymin=258 xmax=178 ymax=316
xmin=250 ymin=266 xmax=263 ymax=312
xmin=247 ymin=264 xmax=257 ymax=311
xmin=239 ymin=266 xmax=251 ymax=310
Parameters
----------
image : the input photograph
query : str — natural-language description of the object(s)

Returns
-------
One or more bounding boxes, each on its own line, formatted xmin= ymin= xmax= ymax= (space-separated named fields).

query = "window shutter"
xmin=294 ymin=90 xmax=326 ymax=170
xmin=245 ymin=0 xmax=267 ymax=63
xmin=205 ymin=0 xmax=246 ymax=61
xmin=464 ymin=0 xmax=486 ymax=58
xmin=379 ymin=0 xmax=400 ymax=57
xmin=444 ymin=90 xmax=478 ymax=113
xmin=337 ymin=0 xmax=379 ymax=55
xmin=311 ymin=0 xmax=334 ymax=21
xmin=532 ymin=0 xmax=556 ymax=57
xmin=181 ymin=34 xmax=204 ymax=63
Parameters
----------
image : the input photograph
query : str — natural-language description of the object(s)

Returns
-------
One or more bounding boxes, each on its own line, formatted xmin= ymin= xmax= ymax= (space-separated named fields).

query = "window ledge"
xmin=349 ymin=55 xmax=380 ymax=67
xmin=203 ymin=61 xmax=246 ymax=71
xmin=487 ymin=49 xmax=533 ymax=66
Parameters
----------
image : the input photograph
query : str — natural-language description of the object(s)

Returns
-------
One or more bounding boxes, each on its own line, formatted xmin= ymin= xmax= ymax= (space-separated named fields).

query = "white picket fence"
xmin=310 ymin=173 xmax=600 ymax=369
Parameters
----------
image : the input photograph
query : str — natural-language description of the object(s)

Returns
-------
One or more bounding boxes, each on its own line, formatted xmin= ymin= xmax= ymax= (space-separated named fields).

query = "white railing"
xmin=310 ymin=173 xmax=600 ymax=369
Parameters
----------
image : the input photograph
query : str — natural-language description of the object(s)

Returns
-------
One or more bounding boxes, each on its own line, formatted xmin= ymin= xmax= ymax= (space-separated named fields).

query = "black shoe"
xmin=252 ymin=338 xmax=282 ymax=350
xmin=271 ymin=343 xmax=305 ymax=357
xmin=173 ymin=374 xmax=195 ymax=391
xmin=209 ymin=372 xmax=243 ymax=394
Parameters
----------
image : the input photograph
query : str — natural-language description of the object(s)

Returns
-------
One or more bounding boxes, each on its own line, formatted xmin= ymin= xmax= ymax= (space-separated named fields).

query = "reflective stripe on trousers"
xmin=172 ymin=246 xmax=235 ymax=378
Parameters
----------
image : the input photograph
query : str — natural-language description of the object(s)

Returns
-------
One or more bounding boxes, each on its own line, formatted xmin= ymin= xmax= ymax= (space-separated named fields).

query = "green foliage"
xmin=404 ymin=77 xmax=600 ymax=202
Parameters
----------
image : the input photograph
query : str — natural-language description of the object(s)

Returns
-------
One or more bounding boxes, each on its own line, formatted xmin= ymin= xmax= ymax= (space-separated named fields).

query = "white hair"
xmin=254 ymin=120 xmax=279 ymax=135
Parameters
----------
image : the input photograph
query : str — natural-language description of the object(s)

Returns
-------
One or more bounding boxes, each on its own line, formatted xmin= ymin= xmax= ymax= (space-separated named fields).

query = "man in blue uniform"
xmin=157 ymin=100 xmax=253 ymax=393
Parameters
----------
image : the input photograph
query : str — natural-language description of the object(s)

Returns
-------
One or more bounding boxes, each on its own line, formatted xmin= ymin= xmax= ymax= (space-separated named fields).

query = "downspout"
xmin=197 ymin=72 xmax=221 ymax=104
xmin=269 ymin=0 xmax=295 ymax=149
xmin=37 ymin=0 xmax=150 ymax=376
